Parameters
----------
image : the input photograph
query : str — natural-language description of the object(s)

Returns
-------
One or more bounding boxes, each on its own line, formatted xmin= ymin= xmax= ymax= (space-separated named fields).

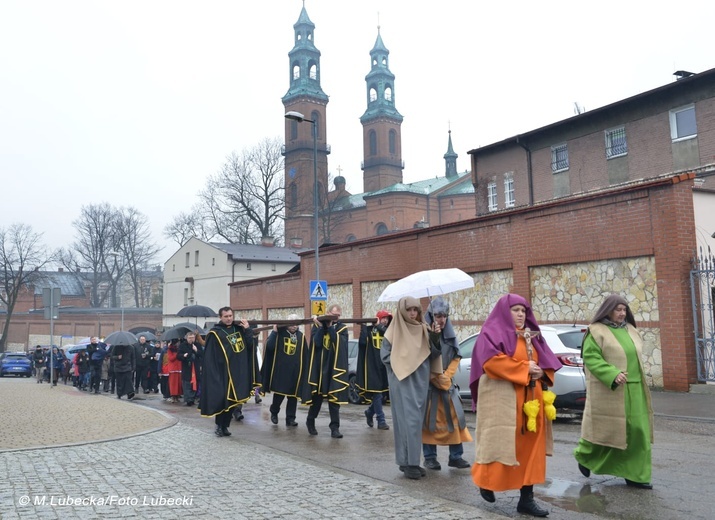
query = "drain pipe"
xmin=516 ymin=136 xmax=534 ymax=206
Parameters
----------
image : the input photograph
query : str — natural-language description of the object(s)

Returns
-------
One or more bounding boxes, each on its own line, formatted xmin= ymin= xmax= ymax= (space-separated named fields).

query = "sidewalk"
xmin=0 ymin=378 xmax=176 ymax=452
xmin=2 ymin=377 xmax=714 ymax=453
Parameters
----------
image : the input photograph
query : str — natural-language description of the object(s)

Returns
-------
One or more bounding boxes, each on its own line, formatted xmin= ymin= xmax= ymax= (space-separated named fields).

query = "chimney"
xmin=289 ymin=237 xmax=303 ymax=249
xmin=261 ymin=236 xmax=275 ymax=247
xmin=58 ymin=267 xmax=64 ymax=272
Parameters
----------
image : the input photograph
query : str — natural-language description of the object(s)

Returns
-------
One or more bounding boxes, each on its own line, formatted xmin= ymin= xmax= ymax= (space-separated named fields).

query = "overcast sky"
xmin=2 ymin=0 xmax=714 ymax=265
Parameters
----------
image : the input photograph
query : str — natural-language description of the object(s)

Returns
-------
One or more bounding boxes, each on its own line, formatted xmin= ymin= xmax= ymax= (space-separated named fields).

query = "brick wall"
xmin=231 ymin=174 xmax=698 ymax=391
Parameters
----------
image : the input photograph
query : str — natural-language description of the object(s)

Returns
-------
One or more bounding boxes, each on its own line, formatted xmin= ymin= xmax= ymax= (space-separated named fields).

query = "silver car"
xmin=454 ymin=324 xmax=587 ymax=412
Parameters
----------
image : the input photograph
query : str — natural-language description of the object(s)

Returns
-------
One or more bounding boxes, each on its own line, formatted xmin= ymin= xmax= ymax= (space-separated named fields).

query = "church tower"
xmin=360 ymin=27 xmax=403 ymax=193
xmin=282 ymin=5 xmax=330 ymax=249
xmin=444 ymin=129 xmax=458 ymax=179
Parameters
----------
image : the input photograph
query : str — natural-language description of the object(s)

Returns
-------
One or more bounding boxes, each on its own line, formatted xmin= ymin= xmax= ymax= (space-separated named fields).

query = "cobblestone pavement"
xmin=0 ymin=378 xmax=499 ymax=519
xmin=0 ymin=379 xmax=174 ymax=451
xmin=2 ymin=377 xmax=715 ymax=519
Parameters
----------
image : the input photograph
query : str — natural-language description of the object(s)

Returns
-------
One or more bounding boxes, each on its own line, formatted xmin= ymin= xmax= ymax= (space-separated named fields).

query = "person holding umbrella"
xmin=199 ymin=306 xmax=260 ymax=437
xmin=380 ymin=296 xmax=443 ymax=480
xmin=111 ymin=340 xmax=136 ymax=400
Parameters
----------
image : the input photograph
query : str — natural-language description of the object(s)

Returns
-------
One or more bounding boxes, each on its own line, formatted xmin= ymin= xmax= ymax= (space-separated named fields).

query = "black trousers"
xmin=307 ymin=394 xmax=340 ymax=430
xmin=90 ymin=364 xmax=102 ymax=391
xmin=215 ymin=410 xmax=232 ymax=428
xmin=116 ymin=371 xmax=133 ymax=398
xmin=270 ymin=394 xmax=298 ymax=421
xmin=134 ymin=365 xmax=149 ymax=391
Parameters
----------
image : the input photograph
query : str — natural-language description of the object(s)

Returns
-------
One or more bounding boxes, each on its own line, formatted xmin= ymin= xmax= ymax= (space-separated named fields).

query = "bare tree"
xmin=0 ymin=224 xmax=53 ymax=352
xmin=64 ymin=204 xmax=122 ymax=308
xmin=163 ymin=210 xmax=215 ymax=248
xmin=164 ymin=138 xmax=286 ymax=246
xmin=115 ymin=207 xmax=162 ymax=307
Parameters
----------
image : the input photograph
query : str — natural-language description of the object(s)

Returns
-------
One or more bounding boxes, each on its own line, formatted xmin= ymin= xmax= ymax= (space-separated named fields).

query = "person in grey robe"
xmin=381 ymin=296 xmax=442 ymax=480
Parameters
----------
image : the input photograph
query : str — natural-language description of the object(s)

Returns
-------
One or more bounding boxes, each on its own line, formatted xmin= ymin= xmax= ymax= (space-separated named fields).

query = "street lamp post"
xmin=285 ymin=110 xmax=320 ymax=282
xmin=109 ymin=252 xmax=125 ymax=330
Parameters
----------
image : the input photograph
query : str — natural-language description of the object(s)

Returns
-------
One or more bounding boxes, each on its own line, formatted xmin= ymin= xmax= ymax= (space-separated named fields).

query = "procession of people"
xmin=34 ymin=286 xmax=653 ymax=518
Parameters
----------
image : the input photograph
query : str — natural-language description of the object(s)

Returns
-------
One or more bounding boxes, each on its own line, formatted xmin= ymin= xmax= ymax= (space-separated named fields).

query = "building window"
xmin=290 ymin=120 xmax=298 ymax=140
xmin=376 ymin=223 xmax=388 ymax=235
xmin=670 ymin=104 xmax=697 ymax=140
xmin=246 ymin=263 xmax=251 ymax=271
xmin=389 ymin=130 xmax=396 ymax=154
xmin=504 ymin=174 xmax=515 ymax=208
xmin=185 ymin=252 xmax=190 ymax=268
xmin=346 ymin=234 xmax=356 ymax=242
xmin=292 ymin=64 xmax=300 ymax=80
xmin=194 ymin=250 xmax=199 ymax=267
xmin=369 ymin=87 xmax=377 ymax=102
xmin=183 ymin=288 xmax=188 ymax=306
xmin=309 ymin=63 xmax=317 ymax=80
xmin=384 ymin=86 xmax=392 ymax=101
xmin=271 ymin=263 xmax=276 ymax=272
xmin=172 ymin=264 xmax=175 ymax=272
xmin=487 ymin=182 xmax=498 ymax=211
xmin=369 ymin=130 xmax=377 ymax=156
xmin=605 ymin=127 xmax=628 ymax=158
xmin=212 ymin=258 xmax=215 ymax=266
xmin=551 ymin=143 xmax=569 ymax=173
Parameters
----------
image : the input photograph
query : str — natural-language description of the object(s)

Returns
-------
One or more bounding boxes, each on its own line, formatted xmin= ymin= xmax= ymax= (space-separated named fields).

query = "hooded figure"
xmin=380 ymin=296 xmax=442 ymax=480
xmin=421 ymin=297 xmax=473 ymax=471
xmin=469 ymin=293 xmax=561 ymax=517
xmin=358 ymin=309 xmax=392 ymax=430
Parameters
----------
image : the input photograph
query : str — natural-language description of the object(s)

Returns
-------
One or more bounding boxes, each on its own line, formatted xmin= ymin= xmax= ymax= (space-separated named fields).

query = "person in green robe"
xmin=574 ymin=294 xmax=654 ymax=489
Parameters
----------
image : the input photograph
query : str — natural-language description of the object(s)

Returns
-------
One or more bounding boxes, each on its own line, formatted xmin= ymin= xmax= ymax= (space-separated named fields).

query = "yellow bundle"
xmin=523 ymin=399 xmax=540 ymax=432
xmin=543 ymin=390 xmax=557 ymax=421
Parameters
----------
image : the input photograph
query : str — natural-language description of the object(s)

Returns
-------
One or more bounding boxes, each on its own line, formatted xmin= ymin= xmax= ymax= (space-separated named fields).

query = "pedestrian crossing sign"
xmin=309 ymin=280 xmax=328 ymax=300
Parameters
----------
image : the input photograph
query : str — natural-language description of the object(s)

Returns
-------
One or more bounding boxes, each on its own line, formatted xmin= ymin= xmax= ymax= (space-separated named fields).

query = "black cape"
xmin=199 ymin=322 xmax=260 ymax=417
xmin=305 ymin=321 xmax=350 ymax=404
xmin=357 ymin=324 xmax=389 ymax=398
xmin=260 ymin=328 xmax=309 ymax=399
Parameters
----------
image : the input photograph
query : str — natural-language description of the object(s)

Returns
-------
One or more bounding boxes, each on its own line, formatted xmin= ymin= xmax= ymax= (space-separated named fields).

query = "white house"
xmin=162 ymin=237 xmax=301 ymax=328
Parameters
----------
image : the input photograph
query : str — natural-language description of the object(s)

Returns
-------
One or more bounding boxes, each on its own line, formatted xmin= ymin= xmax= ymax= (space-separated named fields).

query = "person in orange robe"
xmin=469 ymin=294 xmax=562 ymax=517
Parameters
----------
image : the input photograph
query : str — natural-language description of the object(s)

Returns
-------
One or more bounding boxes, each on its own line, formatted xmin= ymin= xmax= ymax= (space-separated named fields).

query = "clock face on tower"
xmin=289 ymin=167 xmax=296 ymax=179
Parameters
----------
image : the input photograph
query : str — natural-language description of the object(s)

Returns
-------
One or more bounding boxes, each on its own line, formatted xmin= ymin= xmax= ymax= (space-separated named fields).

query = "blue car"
xmin=0 ymin=352 xmax=33 ymax=377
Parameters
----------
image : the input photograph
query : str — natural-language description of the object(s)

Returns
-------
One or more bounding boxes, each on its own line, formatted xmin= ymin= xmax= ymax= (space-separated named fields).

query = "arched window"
xmin=289 ymin=183 xmax=297 ymax=209
xmin=292 ymin=64 xmax=300 ymax=80
xmin=346 ymin=234 xmax=357 ymax=242
xmin=311 ymin=111 xmax=321 ymax=139
xmin=369 ymin=87 xmax=377 ymax=102
xmin=369 ymin=130 xmax=377 ymax=156
xmin=384 ymin=86 xmax=392 ymax=101
xmin=309 ymin=63 xmax=317 ymax=80
xmin=376 ymin=223 xmax=388 ymax=235
xmin=290 ymin=120 xmax=298 ymax=140
xmin=389 ymin=130 xmax=396 ymax=154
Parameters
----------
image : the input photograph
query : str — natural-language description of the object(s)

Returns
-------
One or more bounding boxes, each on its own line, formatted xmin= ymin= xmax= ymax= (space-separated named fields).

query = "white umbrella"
xmin=377 ymin=268 xmax=475 ymax=302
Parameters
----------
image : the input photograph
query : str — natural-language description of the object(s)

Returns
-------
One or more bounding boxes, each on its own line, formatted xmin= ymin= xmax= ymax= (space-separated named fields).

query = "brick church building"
xmin=281 ymin=5 xmax=475 ymax=248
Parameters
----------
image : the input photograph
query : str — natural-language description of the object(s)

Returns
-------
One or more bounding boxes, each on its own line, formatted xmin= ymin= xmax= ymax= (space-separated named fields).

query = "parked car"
xmin=0 ymin=352 xmax=33 ymax=377
xmin=347 ymin=339 xmax=362 ymax=404
xmin=454 ymin=324 xmax=588 ymax=412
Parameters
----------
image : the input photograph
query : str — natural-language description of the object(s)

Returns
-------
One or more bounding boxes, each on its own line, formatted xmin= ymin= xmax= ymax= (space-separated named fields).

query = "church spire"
xmin=360 ymin=25 xmax=404 ymax=193
xmin=444 ymin=128 xmax=458 ymax=179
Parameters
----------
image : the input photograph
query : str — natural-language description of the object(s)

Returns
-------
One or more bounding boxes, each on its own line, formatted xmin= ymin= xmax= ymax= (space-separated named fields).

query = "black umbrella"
xmin=176 ymin=305 xmax=217 ymax=318
xmin=161 ymin=325 xmax=197 ymax=341
xmin=133 ymin=331 xmax=157 ymax=341
xmin=173 ymin=322 xmax=207 ymax=334
xmin=104 ymin=331 xmax=138 ymax=346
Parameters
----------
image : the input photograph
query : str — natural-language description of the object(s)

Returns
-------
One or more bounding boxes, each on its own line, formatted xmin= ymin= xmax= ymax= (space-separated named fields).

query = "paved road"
xmin=1 ymin=377 xmax=714 ymax=519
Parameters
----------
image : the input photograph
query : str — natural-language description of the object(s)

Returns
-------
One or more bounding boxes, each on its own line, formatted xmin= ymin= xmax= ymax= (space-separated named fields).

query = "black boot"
xmin=306 ymin=418 xmax=318 ymax=435
xmin=517 ymin=486 xmax=549 ymax=517
xmin=330 ymin=428 xmax=343 ymax=438
xmin=214 ymin=425 xmax=225 ymax=437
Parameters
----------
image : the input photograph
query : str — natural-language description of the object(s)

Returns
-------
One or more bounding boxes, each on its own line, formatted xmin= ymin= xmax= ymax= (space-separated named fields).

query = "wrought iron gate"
xmin=691 ymin=249 xmax=715 ymax=382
